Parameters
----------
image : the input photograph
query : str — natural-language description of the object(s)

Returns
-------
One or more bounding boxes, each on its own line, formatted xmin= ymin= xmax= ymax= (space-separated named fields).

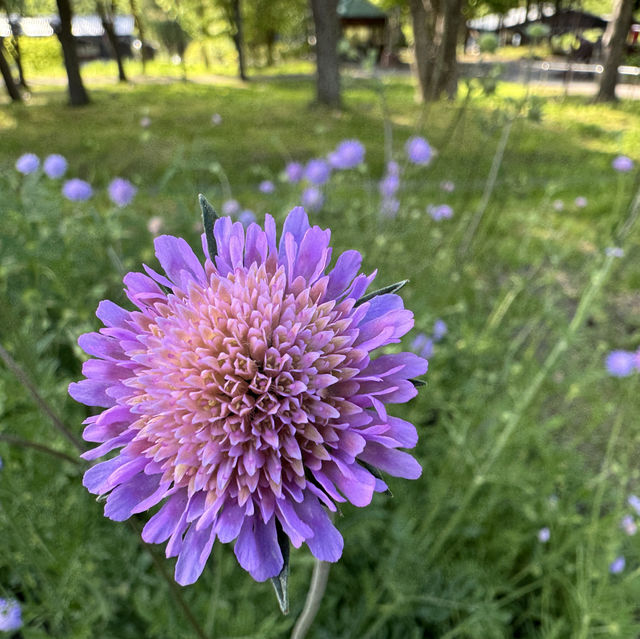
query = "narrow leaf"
xmin=355 ymin=279 xmax=409 ymax=306
xmin=410 ymin=378 xmax=426 ymax=387
xmin=270 ymin=521 xmax=290 ymax=615
xmin=198 ymin=194 xmax=218 ymax=259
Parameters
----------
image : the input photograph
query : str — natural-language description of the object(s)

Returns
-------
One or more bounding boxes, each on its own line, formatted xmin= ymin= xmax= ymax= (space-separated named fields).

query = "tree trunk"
xmin=310 ymin=0 xmax=341 ymax=108
xmin=231 ymin=0 xmax=247 ymax=81
xmin=0 ymin=37 xmax=21 ymax=102
xmin=128 ymin=0 xmax=146 ymax=74
xmin=432 ymin=0 xmax=462 ymax=99
xmin=55 ymin=0 xmax=90 ymax=106
xmin=595 ymin=0 xmax=634 ymax=102
xmin=97 ymin=1 xmax=127 ymax=82
xmin=409 ymin=0 xmax=433 ymax=102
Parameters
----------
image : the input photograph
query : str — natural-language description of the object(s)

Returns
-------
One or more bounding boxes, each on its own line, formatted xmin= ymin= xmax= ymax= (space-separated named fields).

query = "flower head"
xmin=575 ymin=196 xmax=588 ymax=209
xmin=440 ymin=180 xmax=455 ymax=192
xmin=16 ymin=153 xmax=39 ymax=175
xmin=610 ymin=556 xmax=625 ymax=574
xmin=0 ymin=598 xmax=22 ymax=632
xmin=301 ymin=186 xmax=323 ymax=211
xmin=428 ymin=204 xmax=453 ymax=221
xmin=553 ymin=199 xmax=564 ymax=211
xmin=605 ymin=350 xmax=636 ymax=377
xmin=43 ymin=154 xmax=68 ymax=179
xmin=537 ymin=527 xmax=550 ymax=543
xmin=304 ymin=159 xmax=331 ymax=186
xmin=328 ymin=139 xmax=365 ymax=170
xmin=259 ymin=180 xmax=275 ymax=194
xmin=222 ymin=199 xmax=240 ymax=216
xmin=621 ymin=515 xmax=637 ymax=536
xmin=628 ymin=494 xmax=640 ymax=516
xmin=285 ymin=162 xmax=304 ymax=184
xmin=62 ymin=178 xmax=93 ymax=202
xmin=108 ymin=178 xmax=138 ymax=208
xmin=147 ymin=216 xmax=164 ymax=235
xmin=140 ymin=116 xmax=152 ymax=128
xmin=238 ymin=209 xmax=256 ymax=228
xmin=411 ymin=333 xmax=433 ymax=360
xmin=612 ymin=155 xmax=633 ymax=172
xmin=70 ymin=206 xmax=426 ymax=586
xmin=211 ymin=113 xmax=222 ymax=125
xmin=405 ymin=137 xmax=432 ymax=165
xmin=605 ymin=247 xmax=624 ymax=258
xmin=433 ymin=319 xmax=447 ymax=342
xmin=380 ymin=198 xmax=400 ymax=219
xmin=379 ymin=174 xmax=400 ymax=199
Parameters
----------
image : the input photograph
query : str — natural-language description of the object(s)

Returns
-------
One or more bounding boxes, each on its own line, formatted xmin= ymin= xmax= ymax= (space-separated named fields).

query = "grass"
xmin=2 ymin=68 xmax=640 ymax=638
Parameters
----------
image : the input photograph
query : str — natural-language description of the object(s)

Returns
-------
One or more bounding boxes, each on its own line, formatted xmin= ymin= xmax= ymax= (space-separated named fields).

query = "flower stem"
xmin=0 ymin=433 xmax=81 ymax=465
xmin=290 ymin=558 xmax=331 ymax=639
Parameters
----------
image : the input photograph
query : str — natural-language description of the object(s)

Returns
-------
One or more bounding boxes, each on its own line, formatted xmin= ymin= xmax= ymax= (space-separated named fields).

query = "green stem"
xmin=290 ymin=558 xmax=331 ymax=639
xmin=0 ymin=433 xmax=81 ymax=465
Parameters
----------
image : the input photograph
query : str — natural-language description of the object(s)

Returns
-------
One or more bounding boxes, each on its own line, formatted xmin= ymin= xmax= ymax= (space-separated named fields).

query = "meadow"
xmin=2 ymin=67 xmax=640 ymax=638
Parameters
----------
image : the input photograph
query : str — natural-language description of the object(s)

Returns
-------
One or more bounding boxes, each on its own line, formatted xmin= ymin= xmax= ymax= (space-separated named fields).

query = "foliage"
xmin=2 ymin=74 xmax=640 ymax=638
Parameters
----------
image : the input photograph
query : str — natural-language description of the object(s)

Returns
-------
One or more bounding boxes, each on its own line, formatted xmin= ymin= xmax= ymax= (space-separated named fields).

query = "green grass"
xmin=2 ymin=71 xmax=640 ymax=638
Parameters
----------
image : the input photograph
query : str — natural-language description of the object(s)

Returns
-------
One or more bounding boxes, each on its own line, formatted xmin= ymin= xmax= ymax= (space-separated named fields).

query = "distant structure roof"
xmin=337 ymin=0 xmax=386 ymax=20
xmin=0 ymin=13 xmax=134 ymax=38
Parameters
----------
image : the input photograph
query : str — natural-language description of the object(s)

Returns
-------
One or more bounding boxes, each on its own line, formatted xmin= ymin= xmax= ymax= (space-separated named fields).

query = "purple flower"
xmin=222 ymin=199 xmax=240 ymax=216
xmin=428 ymin=204 xmax=453 ymax=221
xmin=379 ymin=174 xmax=400 ymax=199
xmin=304 ymin=159 xmax=331 ymax=186
xmin=387 ymin=161 xmax=400 ymax=176
xmin=147 ymin=216 xmax=164 ymax=235
xmin=380 ymin=198 xmax=400 ymax=219
xmin=537 ymin=527 xmax=550 ymax=543
xmin=301 ymin=186 xmax=324 ymax=211
xmin=405 ymin=137 xmax=432 ymax=166
xmin=411 ymin=333 xmax=433 ymax=360
xmin=238 ymin=209 xmax=256 ymax=228
xmin=285 ymin=162 xmax=304 ymax=183
xmin=211 ymin=113 xmax=222 ymax=125
xmin=628 ymin=494 xmax=640 ymax=516
xmin=43 ymin=154 xmax=68 ymax=179
xmin=433 ymin=319 xmax=447 ymax=342
xmin=440 ymin=180 xmax=455 ymax=192
xmin=610 ymin=556 xmax=625 ymax=574
xmin=62 ymin=178 xmax=93 ymax=202
xmin=69 ymin=206 xmax=426 ymax=586
xmin=0 ymin=598 xmax=22 ymax=632
xmin=612 ymin=155 xmax=633 ymax=172
xmin=140 ymin=116 xmax=152 ymax=128
xmin=621 ymin=515 xmax=637 ymax=536
xmin=605 ymin=247 xmax=624 ymax=258
xmin=16 ymin=153 xmax=40 ymax=174
xmin=328 ymin=139 xmax=365 ymax=170
xmin=605 ymin=350 xmax=636 ymax=377
xmin=575 ymin=196 xmax=588 ymax=208
xmin=108 ymin=178 xmax=138 ymax=208
xmin=259 ymin=180 xmax=275 ymax=194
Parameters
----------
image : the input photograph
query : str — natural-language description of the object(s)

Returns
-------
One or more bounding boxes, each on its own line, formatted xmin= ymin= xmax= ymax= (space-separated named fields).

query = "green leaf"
xmin=355 ymin=279 xmax=409 ymax=306
xmin=410 ymin=378 xmax=426 ymax=387
xmin=199 ymin=194 xmax=218 ymax=259
xmin=270 ymin=522 xmax=290 ymax=615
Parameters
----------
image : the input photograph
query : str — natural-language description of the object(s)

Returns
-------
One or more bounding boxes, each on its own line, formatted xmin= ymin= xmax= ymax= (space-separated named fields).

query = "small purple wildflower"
xmin=428 ymin=204 xmax=453 ymax=221
xmin=538 ymin=527 xmax=550 ymax=543
xmin=628 ymin=494 xmax=640 ymax=516
xmin=553 ymin=200 xmax=564 ymax=211
xmin=387 ymin=161 xmax=400 ymax=176
xmin=605 ymin=247 xmax=624 ymax=258
xmin=238 ymin=209 xmax=256 ymax=228
xmin=612 ymin=155 xmax=633 ymax=172
xmin=412 ymin=333 xmax=433 ymax=360
xmin=222 ymin=199 xmax=240 ymax=216
xmin=433 ymin=319 xmax=447 ymax=342
xmin=69 ymin=206 xmax=426 ymax=586
xmin=259 ymin=180 xmax=275 ymax=194
xmin=440 ymin=180 xmax=455 ymax=192
xmin=621 ymin=515 xmax=637 ymax=536
xmin=304 ymin=159 xmax=331 ymax=186
xmin=62 ymin=178 xmax=93 ymax=202
xmin=605 ymin=350 xmax=636 ymax=377
xmin=379 ymin=174 xmax=400 ymax=199
xmin=328 ymin=139 xmax=365 ymax=170
xmin=16 ymin=153 xmax=40 ymax=175
xmin=380 ymin=198 xmax=400 ymax=219
xmin=140 ymin=116 xmax=152 ymax=128
xmin=147 ymin=216 xmax=164 ymax=235
xmin=285 ymin=162 xmax=304 ymax=183
xmin=0 ymin=598 xmax=22 ymax=632
xmin=211 ymin=113 xmax=222 ymax=125
xmin=610 ymin=556 xmax=625 ymax=574
xmin=406 ymin=137 xmax=432 ymax=166
xmin=575 ymin=196 xmax=588 ymax=208
xmin=108 ymin=178 xmax=138 ymax=208
xmin=301 ymin=186 xmax=324 ymax=211
xmin=43 ymin=154 xmax=68 ymax=179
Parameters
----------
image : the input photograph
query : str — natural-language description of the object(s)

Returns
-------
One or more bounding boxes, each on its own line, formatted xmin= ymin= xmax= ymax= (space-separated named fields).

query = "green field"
xmin=2 ymin=70 xmax=640 ymax=638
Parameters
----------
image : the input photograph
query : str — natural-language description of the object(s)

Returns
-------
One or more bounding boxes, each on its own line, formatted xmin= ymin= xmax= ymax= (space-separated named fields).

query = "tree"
xmin=409 ymin=0 xmax=464 ymax=101
xmin=0 ymin=37 xmax=22 ymax=101
xmin=96 ymin=0 xmax=127 ymax=82
xmin=1 ymin=0 xmax=29 ymax=89
xmin=310 ymin=0 xmax=341 ymax=107
xmin=595 ymin=0 xmax=634 ymax=102
xmin=55 ymin=0 xmax=90 ymax=105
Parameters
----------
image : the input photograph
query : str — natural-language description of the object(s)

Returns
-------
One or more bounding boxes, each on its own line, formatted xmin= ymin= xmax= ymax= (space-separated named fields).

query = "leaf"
xmin=354 ymin=279 xmax=409 ymax=306
xmin=270 ymin=521 xmax=290 ymax=615
xmin=198 ymin=194 xmax=218 ymax=259
xmin=410 ymin=378 xmax=426 ymax=387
